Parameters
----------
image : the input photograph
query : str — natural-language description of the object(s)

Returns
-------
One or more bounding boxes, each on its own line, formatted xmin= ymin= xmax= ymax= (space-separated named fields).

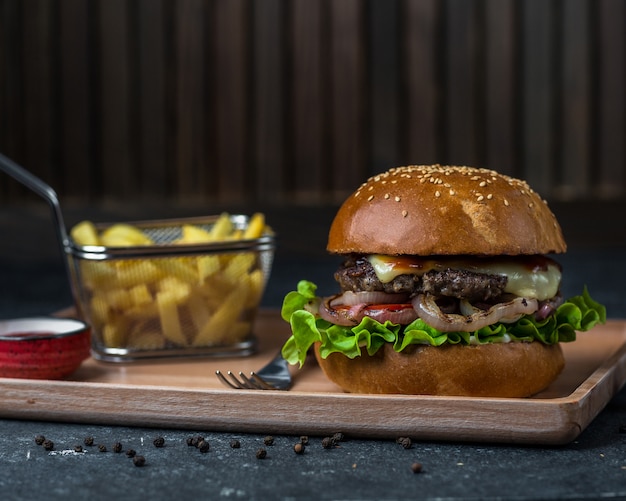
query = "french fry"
xmin=102 ymin=317 xmax=129 ymax=348
xmin=192 ymin=282 xmax=246 ymax=346
xmin=114 ymin=260 xmax=164 ymax=289
xmin=243 ymin=212 xmax=266 ymax=239
xmin=80 ymin=261 xmax=117 ymax=289
xmin=222 ymin=253 xmax=256 ymax=284
xmin=179 ymin=224 xmax=213 ymax=244
xmin=186 ymin=291 xmax=212 ymax=333
xmin=153 ymin=258 xmax=198 ymax=285
xmin=158 ymin=276 xmax=191 ymax=304
xmin=197 ymin=255 xmax=220 ymax=283
xmin=129 ymin=283 xmax=152 ymax=306
xmin=156 ymin=291 xmax=188 ymax=346
xmin=244 ymin=269 xmax=266 ymax=308
xmin=100 ymin=224 xmax=153 ymax=247
xmin=71 ymin=220 xmax=101 ymax=246
xmin=89 ymin=294 xmax=110 ymax=328
xmin=105 ymin=287 xmax=133 ymax=310
xmin=209 ymin=213 xmax=233 ymax=240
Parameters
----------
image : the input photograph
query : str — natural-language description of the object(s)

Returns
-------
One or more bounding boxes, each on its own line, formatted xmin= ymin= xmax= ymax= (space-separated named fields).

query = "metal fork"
xmin=215 ymin=350 xmax=292 ymax=390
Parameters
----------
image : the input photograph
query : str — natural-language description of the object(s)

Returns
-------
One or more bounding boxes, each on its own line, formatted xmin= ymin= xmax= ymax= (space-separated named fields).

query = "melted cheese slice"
xmin=367 ymin=254 xmax=561 ymax=301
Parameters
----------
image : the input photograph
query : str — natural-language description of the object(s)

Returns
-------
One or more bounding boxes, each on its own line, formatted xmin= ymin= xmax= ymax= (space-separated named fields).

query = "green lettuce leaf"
xmin=280 ymin=280 xmax=607 ymax=367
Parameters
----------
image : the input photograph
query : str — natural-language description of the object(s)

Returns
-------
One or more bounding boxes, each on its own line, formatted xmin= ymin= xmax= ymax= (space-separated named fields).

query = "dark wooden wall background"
xmin=0 ymin=0 xmax=624 ymax=207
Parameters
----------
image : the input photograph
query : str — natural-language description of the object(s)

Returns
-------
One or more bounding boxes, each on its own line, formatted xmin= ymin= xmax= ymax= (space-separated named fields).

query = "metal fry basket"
xmin=67 ymin=215 xmax=275 ymax=362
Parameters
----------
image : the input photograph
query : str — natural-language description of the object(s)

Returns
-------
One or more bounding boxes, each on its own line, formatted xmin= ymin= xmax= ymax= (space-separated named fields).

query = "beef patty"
xmin=334 ymin=255 xmax=508 ymax=303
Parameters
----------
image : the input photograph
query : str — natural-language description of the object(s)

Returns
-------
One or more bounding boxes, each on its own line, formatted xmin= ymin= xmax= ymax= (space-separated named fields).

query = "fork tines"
xmin=215 ymin=370 xmax=276 ymax=390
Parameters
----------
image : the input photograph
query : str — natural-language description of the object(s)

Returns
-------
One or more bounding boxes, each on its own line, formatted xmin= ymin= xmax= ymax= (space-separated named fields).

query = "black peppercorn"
xmin=126 ymin=449 xmax=136 ymax=458
xmin=186 ymin=437 xmax=195 ymax=447
xmin=112 ymin=442 xmax=123 ymax=453
xmin=191 ymin=435 xmax=204 ymax=448
xmin=84 ymin=436 xmax=94 ymax=446
xmin=300 ymin=436 xmax=309 ymax=445
xmin=332 ymin=432 xmax=345 ymax=443
xmin=98 ymin=444 xmax=107 ymax=452
xmin=411 ymin=462 xmax=423 ymax=474
xmin=153 ymin=436 xmax=165 ymax=448
xmin=197 ymin=440 xmax=210 ymax=453
xmin=293 ymin=443 xmax=305 ymax=455
xmin=256 ymin=448 xmax=267 ymax=459
xmin=321 ymin=437 xmax=334 ymax=449
xmin=263 ymin=436 xmax=274 ymax=446
xmin=133 ymin=455 xmax=146 ymax=467
xmin=34 ymin=435 xmax=46 ymax=446
xmin=43 ymin=439 xmax=54 ymax=451
xmin=74 ymin=445 xmax=83 ymax=453
xmin=230 ymin=439 xmax=241 ymax=449
xmin=397 ymin=437 xmax=412 ymax=449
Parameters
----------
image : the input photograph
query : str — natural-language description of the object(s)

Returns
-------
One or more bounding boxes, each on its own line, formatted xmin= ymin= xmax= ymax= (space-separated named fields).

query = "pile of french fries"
xmin=70 ymin=213 xmax=270 ymax=352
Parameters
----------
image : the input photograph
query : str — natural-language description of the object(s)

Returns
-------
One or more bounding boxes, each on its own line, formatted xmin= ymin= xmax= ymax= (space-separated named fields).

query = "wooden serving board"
xmin=1 ymin=311 xmax=625 ymax=445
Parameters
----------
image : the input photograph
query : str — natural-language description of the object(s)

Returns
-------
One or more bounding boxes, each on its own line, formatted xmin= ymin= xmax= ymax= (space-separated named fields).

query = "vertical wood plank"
xmin=329 ymin=0 xmax=366 ymax=198
xmin=557 ymin=0 xmax=591 ymax=199
xmin=484 ymin=0 xmax=517 ymax=176
xmin=252 ymin=0 xmax=286 ymax=202
xmin=444 ymin=0 xmax=479 ymax=167
xmin=22 ymin=0 xmax=56 ymax=185
xmin=98 ymin=0 xmax=134 ymax=199
xmin=402 ymin=0 xmax=439 ymax=165
xmin=59 ymin=0 xmax=92 ymax=200
xmin=520 ymin=0 xmax=555 ymax=196
xmin=596 ymin=0 xmax=625 ymax=198
xmin=174 ymin=0 xmax=207 ymax=201
xmin=0 ymin=0 xmax=25 ymax=198
xmin=137 ymin=0 xmax=168 ymax=199
xmin=213 ymin=0 xmax=250 ymax=203
xmin=291 ymin=0 xmax=326 ymax=203
xmin=368 ymin=0 xmax=399 ymax=174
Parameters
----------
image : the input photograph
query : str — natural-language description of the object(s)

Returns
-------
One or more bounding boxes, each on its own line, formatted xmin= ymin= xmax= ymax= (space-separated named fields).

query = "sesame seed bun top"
xmin=327 ymin=165 xmax=567 ymax=256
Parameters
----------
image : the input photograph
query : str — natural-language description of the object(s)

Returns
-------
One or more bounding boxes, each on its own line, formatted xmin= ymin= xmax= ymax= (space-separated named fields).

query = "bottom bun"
xmin=314 ymin=342 xmax=564 ymax=397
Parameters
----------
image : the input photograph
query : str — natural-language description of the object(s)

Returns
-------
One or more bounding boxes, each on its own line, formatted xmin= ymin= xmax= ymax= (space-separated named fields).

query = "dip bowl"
xmin=0 ymin=317 xmax=91 ymax=379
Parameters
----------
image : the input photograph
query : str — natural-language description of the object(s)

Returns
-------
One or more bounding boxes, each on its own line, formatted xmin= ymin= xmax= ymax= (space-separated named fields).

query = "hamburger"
xmin=281 ymin=165 xmax=606 ymax=397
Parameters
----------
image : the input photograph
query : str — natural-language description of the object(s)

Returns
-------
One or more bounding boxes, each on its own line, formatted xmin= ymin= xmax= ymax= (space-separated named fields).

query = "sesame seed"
xmin=487 ymin=194 xmax=493 ymax=199
xmin=402 ymin=210 xmax=408 ymax=217
xmin=528 ymin=202 xmax=534 ymax=208
xmin=479 ymin=181 xmax=487 ymax=187
xmin=477 ymin=195 xmax=484 ymax=202
xmin=384 ymin=193 xmax=390 ymax=199
xmin=395 ymin=196 xmax=401 ymax=202
xmin=435 ymin=190 xmax=441 ymax=197
xmin=367 ymin=195 xmax=374 ymax=201
xmin=504 ymin=199 xmax=510 ymax=206
xmin=449 ymin=189 xmax=455 ymax=196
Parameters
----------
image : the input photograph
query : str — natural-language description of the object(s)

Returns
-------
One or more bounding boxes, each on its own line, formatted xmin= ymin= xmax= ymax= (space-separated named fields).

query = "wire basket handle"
xmin=0 ymin=152 xmax=71 ymax=254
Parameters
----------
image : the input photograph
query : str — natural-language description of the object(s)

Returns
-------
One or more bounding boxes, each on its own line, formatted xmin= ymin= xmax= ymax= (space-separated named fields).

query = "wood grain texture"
xmin=1 ymin=312 xmax=624 ymax=445
xmin=0 ymin=1 xmax=624 ymax=204
xmin=402 ymin=0 xmax=439 ymax=166
xmin=98 ymin=0 xmax=134 ymax=199
xmin=59 ymin=0 xmax=92 ymax=200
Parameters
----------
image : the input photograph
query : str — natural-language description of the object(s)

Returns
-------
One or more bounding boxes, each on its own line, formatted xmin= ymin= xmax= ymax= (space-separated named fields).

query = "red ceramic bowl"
xmin=0 ymin=317 xmax=91 ymax=379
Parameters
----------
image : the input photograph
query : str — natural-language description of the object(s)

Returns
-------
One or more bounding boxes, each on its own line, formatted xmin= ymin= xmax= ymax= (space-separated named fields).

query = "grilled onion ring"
xmin=412 ymin=294 xmax=538 ymax=332
xmin=319 ymin=293 xmax=415 ymax=326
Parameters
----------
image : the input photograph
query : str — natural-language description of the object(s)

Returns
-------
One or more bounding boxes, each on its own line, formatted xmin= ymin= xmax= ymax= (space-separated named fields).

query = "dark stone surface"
xmin=0 ymin=202 xmax=625 ymax=500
